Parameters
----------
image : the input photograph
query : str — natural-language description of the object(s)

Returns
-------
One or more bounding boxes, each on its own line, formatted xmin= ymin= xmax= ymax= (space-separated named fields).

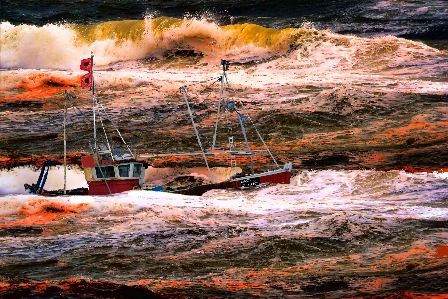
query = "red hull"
xmin=231 ymin=170 xmax=291 ymax=188
xmin=87 ymin=179 xmax=140 ymax=195
xmin=260 ymin=171 xmax=291 ymax=184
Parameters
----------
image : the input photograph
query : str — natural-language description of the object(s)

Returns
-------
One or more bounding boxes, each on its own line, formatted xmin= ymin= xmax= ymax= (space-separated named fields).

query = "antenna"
xmin=221 ymin=59 xmax=230 ymax=71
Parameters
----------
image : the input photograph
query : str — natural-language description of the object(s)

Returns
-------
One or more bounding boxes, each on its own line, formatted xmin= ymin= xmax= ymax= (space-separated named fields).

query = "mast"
xmin=91 ymin=52 xmax=97 ymax=158
xmin=63 ymin=91 xmax=67 ymax=194
xmin=91 ymin=53 xmax=111 ymax=194
xmin=212 ymin=60 xmax=228 ymax=150
xmin=181 ymin=86 xmax=215 ymax=184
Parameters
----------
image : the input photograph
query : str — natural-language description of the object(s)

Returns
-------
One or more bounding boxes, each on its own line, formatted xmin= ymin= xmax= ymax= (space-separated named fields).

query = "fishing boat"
xmin=25 ymin=54 xmax=144 ymax=196
xmin=146 ymin=59 xmax=292 ymax=195
xmin=77 ymin=54 xmax=145 ymax=195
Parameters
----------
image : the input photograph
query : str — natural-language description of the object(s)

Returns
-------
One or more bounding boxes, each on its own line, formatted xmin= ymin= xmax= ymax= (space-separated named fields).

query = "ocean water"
xmin=1 ymin=168 xmax=448 ymax=298
xmin=1 ymin=0 xmax=448 ymax=298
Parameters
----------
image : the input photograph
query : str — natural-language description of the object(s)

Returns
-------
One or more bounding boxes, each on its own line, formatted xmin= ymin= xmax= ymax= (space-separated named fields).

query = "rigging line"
xmin=190 ymin=76 xmax=231 ymax=150
xmin=183 ymin=78 xmax=221 ymax=109
xmin=81 ymin=78 xmax=112 ymax=193
xmin=96 ymin=108 xmax=113 ymax=157
xmin=65 ymin=93 xmax=94 ymax=126
xmin=223 ymin=73 xmax=245 ymax=109
xmin=246 ymin=115 xmax=279 ymax=169
xmin=67 ymin=107 xmax=108 ymax=148
xmin=94 ymin=164 xmax=112 ymax=195
xmin=234 ymin=105 xmax=280 ymax=169
xmin=197 ymin=78 xmax=220 ymax=98
xmin=224 ymin=69 xmax=280 ymax=168
xmin=182 ymin=76 xmax=222 ymax=89
xmin=96 ymin=98 xmax=134 ymax=157
xmin=63 ymin=93 xmax=112 ymax=151
xmin=224 ymin=108 xmax=234 ymax=152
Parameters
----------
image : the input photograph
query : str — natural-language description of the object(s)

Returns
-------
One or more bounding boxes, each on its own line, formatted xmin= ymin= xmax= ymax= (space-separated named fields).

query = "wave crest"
xmin=0 ymin=17 xmax=324 ymax=70
xmin=1 ymin=16 xmax=443 ymax=74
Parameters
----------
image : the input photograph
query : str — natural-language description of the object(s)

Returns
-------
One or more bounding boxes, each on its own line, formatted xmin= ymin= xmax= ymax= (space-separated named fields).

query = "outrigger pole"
xmin=180 ymin=86 xmax=215 ymax=184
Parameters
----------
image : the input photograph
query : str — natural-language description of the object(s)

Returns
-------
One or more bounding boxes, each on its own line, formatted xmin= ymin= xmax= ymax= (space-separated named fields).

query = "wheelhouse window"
xmin=118 ymin=164 xmax=130 ymax=178
xmin=95 ymin=166 xmax=115 ymax=178
xmin=133 ymin=163 xmax=142 ymax=178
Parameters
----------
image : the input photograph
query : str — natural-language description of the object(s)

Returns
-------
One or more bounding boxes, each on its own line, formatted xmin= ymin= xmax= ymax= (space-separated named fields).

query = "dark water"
xmin=2 ymin=0 xmax=448 ymax=49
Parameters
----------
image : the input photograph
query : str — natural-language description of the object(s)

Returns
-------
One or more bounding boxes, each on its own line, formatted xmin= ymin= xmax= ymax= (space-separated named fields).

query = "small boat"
xmin=77 ymin=54 xmax=145 ymax=195
xmin=148 ymin=59 xmax=292 ymax=195
xmin=26 ymin=54 xmax=144 ymax=196
xmin=24 ymin=182 xmax=88 ymax=196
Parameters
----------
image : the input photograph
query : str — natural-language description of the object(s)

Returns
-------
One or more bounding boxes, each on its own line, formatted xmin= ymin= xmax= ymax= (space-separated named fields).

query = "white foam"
xmin=1 ymin=169 xmax=447 ymax=237
xmin=0 ymin=166 xmax=87 ymax=195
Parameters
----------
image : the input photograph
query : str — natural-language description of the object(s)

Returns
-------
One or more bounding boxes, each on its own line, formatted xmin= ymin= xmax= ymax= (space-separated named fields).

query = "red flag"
xmin=80 ymin=58 xmax=92 ymax=71
xmin=81 ymin=73 xmax=92 ymax=88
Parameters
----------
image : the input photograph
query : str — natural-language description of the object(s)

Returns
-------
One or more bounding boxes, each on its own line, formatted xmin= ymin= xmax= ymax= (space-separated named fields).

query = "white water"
xmin=1 ymin=168 xmax=447 ymax=297
xmin=2 ymin=169 xmax=447 ymax=232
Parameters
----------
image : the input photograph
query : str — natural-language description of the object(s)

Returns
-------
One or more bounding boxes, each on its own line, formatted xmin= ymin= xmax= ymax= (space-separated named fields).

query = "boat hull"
xmin=168 ymin=169 xmax=291 ymax=196
xmin=24 ymin=183 xmax=88 ymax=196
xmin=232 ymin=169 xmax=291 ymax=188
xmin=87 ymin=179 xmax=140 ymax=195
xmin=260 ymin=170 xmax=291 ymax=184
